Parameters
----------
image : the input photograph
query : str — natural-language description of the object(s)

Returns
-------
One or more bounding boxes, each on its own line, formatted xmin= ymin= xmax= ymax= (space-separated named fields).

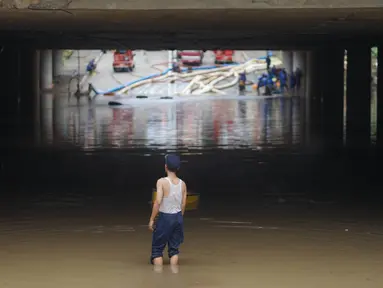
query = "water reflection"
xmin=35 ymin=90 xmax=379 ymax=150
xmin=48 ymin=96 xmax=302 ymax=150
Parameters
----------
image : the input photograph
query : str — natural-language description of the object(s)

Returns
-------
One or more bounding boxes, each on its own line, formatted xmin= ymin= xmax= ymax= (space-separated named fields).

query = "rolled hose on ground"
xmin=93 ymin=53 xmax=277 ymax=96
xmin=94 ymin=62 xmax=238 ymax=95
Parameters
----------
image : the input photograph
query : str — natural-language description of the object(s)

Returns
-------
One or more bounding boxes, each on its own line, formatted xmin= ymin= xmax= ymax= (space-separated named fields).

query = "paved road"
xmin=82 ymin=50 xmax=268 ymax=98
xmin=61 ymin=50 xmax=102 ymax=77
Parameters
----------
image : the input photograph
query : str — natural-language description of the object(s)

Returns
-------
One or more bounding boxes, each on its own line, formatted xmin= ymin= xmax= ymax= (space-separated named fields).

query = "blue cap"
xmin=165 ymin=154 xmax=181 ymax=171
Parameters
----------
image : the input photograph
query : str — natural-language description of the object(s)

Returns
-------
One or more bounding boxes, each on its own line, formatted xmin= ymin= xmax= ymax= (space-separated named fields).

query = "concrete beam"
xmin=5 ymin=0 xmax=383 ymax=10
xmin=1 ymin=8 xmax=383 ymax=37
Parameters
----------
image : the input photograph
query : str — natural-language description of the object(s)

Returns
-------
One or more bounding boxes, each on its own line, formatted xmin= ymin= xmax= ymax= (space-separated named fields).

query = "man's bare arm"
xmin=181 ymin=182 xmax=187 ymax=216
xmin=150 ymin=179 xmax=164 ymax=222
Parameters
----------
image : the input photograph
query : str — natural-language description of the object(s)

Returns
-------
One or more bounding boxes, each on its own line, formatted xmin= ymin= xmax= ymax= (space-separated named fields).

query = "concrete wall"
xmin=5 ymin=0 xmax=383 ymax=10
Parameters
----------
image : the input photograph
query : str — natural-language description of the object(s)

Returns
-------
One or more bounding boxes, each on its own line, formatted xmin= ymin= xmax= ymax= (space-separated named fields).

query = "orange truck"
xmin=113 ymin=50 xmax=135 ymax=72
xmin=214 ymin=50 xmax=235 ymax=64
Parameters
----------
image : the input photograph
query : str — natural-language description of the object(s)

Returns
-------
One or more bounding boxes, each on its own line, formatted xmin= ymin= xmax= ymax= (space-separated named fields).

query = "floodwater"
xmin=1 ymin=91 xmax=383 ymax=288
xmin=49 ymin=95 xmax=302 ymax=150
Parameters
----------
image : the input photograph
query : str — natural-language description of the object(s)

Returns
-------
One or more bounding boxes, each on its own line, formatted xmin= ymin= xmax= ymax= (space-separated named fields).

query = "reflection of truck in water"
xmin=178 ymin=50 xmax=204 ymax=66
xmin=214 ymin=50 xmax=235 ymax=64
xmin=113 ymin=50 xmax=135 ymax=72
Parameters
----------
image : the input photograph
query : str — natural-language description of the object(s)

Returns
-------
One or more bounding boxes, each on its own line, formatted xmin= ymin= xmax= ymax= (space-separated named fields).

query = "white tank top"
xmin=159 ymin=177 xmax=183 ymax=214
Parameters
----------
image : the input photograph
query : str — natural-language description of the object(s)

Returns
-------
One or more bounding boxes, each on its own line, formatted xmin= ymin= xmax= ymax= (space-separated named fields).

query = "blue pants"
xmin=151 ymin=212 xmax=184 ymax=262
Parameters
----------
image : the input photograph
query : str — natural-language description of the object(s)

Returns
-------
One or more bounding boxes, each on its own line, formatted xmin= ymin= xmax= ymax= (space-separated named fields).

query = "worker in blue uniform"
xmin=257 ymin=73 xmax=274 ymax=96
xmin=86 ymin=59 xmax=97 ymax=74
xmin=271 ymin=65 xmax=278 ymax=78
xmin=289 ymin=72 xmax=297 ymax=94
xmin=257 ymin=74 xmax=267 ymax=95
xmin=295 ymin=67 xmax=302 ymax=91
xmin=265 ymin=74 xmax=274 ymax=96
xmin=239 ymin=72 xmax=247 ymax=92
xmin=172 ymin=61 xmax=181 ymax=73
xmin=279 ymin=69 xmax=288 ymax=94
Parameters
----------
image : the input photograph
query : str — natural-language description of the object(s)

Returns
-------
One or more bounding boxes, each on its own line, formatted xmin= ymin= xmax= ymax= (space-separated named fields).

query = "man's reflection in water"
xmin=153 ymin=264 xmax=163 ymax=273
xmin=170 ymin=264 xmax=179 ymax=274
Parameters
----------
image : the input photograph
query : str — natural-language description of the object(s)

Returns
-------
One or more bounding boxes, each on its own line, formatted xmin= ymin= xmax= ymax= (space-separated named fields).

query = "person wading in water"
xmin=149 ymin=154 xmax=187 ymax=271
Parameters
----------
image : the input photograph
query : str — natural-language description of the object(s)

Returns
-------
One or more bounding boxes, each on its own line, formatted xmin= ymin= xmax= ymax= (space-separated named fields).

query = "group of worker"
xmin=257 ymin=55 xmax=303 ymax=96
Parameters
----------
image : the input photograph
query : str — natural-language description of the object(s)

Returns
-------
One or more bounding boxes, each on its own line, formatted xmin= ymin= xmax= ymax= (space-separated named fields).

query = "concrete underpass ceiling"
xmin=0 ymin=8 xmax=383 ymax=49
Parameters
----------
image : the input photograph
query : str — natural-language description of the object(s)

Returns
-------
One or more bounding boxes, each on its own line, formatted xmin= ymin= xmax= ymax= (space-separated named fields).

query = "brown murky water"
xmin=1 ymin=92 xmax=382 ymax=287
xmin=2 ymin=208 xmax=383 ymax=288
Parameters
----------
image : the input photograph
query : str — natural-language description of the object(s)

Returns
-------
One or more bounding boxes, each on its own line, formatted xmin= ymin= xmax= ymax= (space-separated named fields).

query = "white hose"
xmin=115 ymin=57 xmax=282 ymax=96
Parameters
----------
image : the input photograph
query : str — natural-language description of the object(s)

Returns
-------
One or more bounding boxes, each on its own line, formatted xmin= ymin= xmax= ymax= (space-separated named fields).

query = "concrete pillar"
xmin=282 ymin=51 xmax=293 ymax=74
xmin=293 ymin=51 xmax=306 ymax=71
xmin=377 ymin=45 xmax=383 ymax=149
xmin=320 ymin=47 xmax=345 ymax=150
xmin=0 ymin=47 xmax=19 ymax=122
xmin=40 ymin=49 xmax=53 ymax=91
xmin=32 ymin=50 xmax=41 ymax=144
xmin=305 ymin=52 xmax=314 ymax=99
xmin=41 ymin=93 xmax=54 ymax=144
xmin=293 ymin=51 xmax=307 ymax=97
xmin=52 ymin=50 xmax=63 ymax=80
xmin=302 ymin=51 xmax=313 ymax=145
xmin=19 ymin=48 xmax=41 ymax=143
xmin=346 ymin=45 xmax=371 ymax=149
xmin=306 ymin=50 xmax=322 ymax=146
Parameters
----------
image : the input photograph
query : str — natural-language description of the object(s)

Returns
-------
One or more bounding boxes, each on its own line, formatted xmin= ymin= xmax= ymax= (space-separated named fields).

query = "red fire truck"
xmin=113 ymin=50 xmax=135 ymax=72
xmin=178 ymin=50 xmax=204 ymax=66
xmin=214 ymin=50 xmax=235 ymax=64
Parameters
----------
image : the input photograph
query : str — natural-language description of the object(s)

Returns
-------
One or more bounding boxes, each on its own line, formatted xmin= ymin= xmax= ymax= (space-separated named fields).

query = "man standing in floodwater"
xmin=149 ymin=154 xmax=187 ymax=269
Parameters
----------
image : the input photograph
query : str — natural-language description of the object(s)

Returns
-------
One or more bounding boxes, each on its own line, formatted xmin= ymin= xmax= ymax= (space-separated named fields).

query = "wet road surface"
xmin=77 ymin=50 xmax=271 ymax=103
